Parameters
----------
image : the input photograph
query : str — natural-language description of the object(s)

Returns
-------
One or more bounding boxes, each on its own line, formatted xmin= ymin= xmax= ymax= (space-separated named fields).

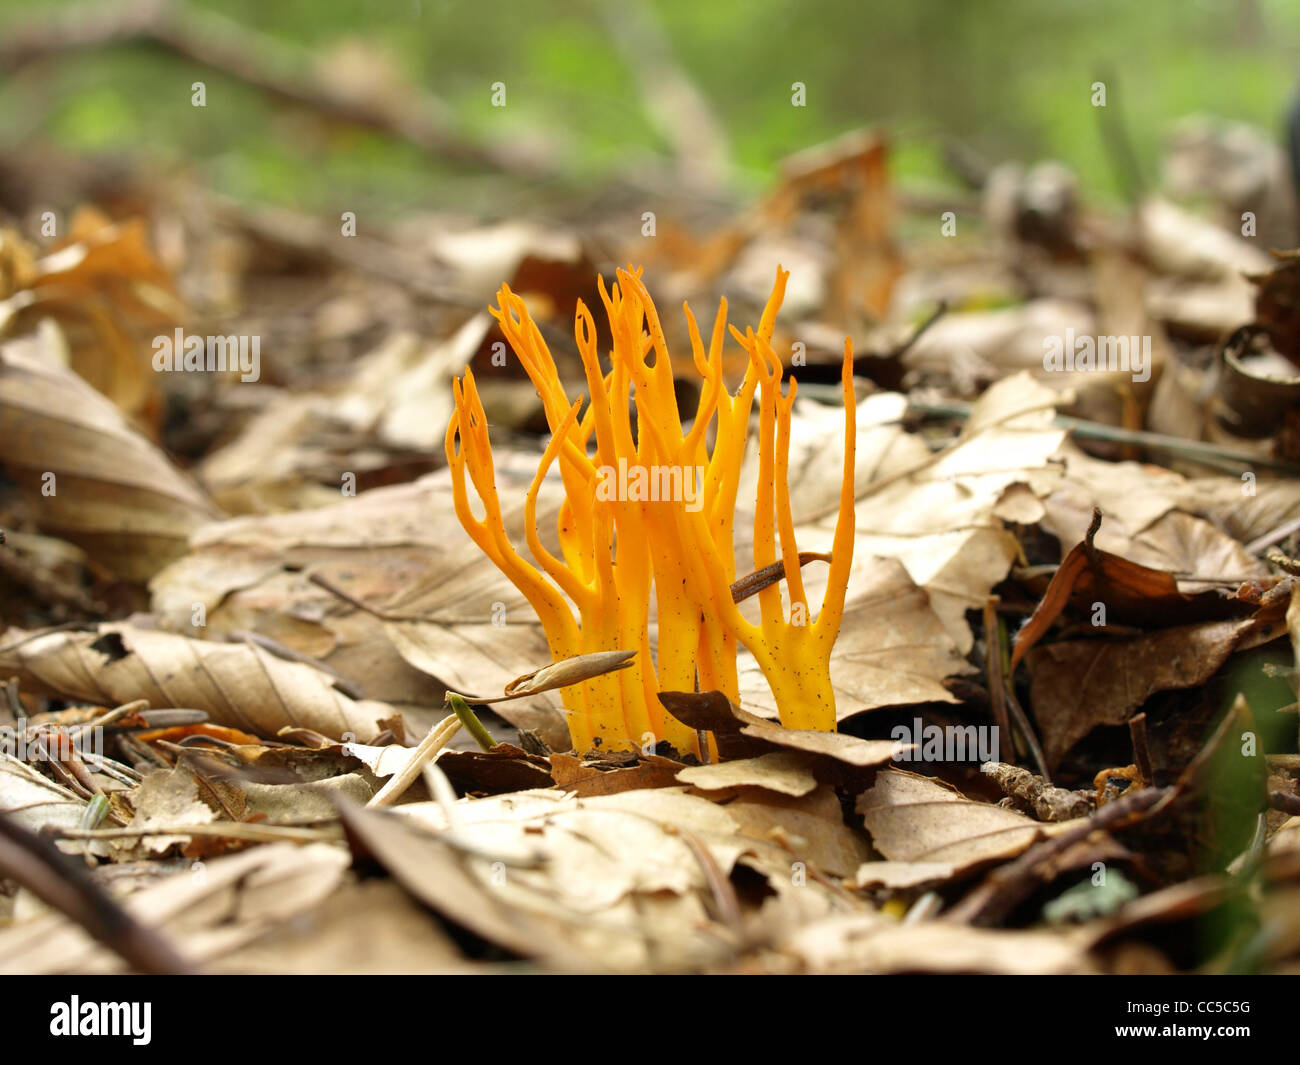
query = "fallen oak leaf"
xmin=436 ymin=743 xmax=554 ymax=796
xmin=944 ymin=785 xmax=1172 ymax=925
xmin=781 ymin=912 xmax=1093 ymax=974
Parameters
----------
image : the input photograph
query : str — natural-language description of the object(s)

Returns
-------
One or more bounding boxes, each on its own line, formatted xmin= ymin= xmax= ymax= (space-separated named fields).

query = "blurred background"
xmin=3 ymin=0 xmax=1300 ymax=214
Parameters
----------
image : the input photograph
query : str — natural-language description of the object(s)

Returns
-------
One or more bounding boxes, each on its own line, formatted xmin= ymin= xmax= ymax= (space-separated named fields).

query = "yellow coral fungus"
xmin=445 ymin=267 xmax=856 ymax=755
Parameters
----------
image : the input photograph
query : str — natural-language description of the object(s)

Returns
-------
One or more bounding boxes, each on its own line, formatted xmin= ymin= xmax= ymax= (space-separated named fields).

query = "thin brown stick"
xmin=908 ymin=400 xmax=1300 ymax=476
xmin=1001 ymin=679 xmax=1051 ymax=782
xmin=668 ymin=824 xmax=742 ymax=931
xmin=983 ymin=597 xmax=1013 ymax=765
xmin=730 ymin=552 xmax=833 ymax=604
xmin=52 ymin=822 xmax=334 ymax=843
xmin=1245 ymin=515 xmax=1300 ymax=556
xmin=946 ymin=786 xmax=1171 ymax=925
xmin=0 ymin=810 xmax=198 ymax=973
xmin=1129 ymin=712 xmax=1154 ymax=788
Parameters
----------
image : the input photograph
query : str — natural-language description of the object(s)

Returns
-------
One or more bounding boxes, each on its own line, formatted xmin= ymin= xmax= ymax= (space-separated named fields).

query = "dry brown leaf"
xmin=857 ymin=768 xmax=1076 ymax=869
xmin=0 ymin=622 xmax=399 ymax=743
xmin=782 ymin=913 xmax=1093 ymax=974
xmin=725 ymin=785 xmax=874 ymax=878
xmin=1027 ymin=617 xmax=1255 ymax=769
xmin=343 ymin=798 xmax=686 ymax=971
xmin=0 ymin=209 xmax=185 ymax=424
xmin=199 ymin=323 xmax=487 ymax=513
xmin=212 ymin=878 xmax=470 ymax=974
xmin=120 ymin=766 xmax=216 ymax=859
xmin=823 ymin=373 xmax=1068 ymax=653
xmin=658 ymin=688 xmax=906 ymax=769
xmin=0 ymin=335 xmax=219 ymax=580
xmin=851 ymin=860 xmax=960 ymax=890
xmin=677 ymin=751 xmax=819 ymax=797
xmin=549 ymin=753 xmax=686 ymax=796
xmin=386 ymin=783 xmax=860 ymax=969
xmin=149 ymin=469 xmax=571 ymax=747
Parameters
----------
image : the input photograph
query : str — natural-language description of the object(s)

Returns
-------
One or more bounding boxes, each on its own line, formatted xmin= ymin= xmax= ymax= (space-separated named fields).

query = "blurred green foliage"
xmin=3 ymin=0 xmax=1300 ymax=214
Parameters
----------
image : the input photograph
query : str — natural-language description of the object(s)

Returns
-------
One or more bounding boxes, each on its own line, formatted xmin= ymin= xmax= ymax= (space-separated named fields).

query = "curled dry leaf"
xmin=345 ymin=795 xmax=720 ymax=971
xmin=1011 ymin=509 xmax=1255 ymax=672
xmin=0 ymin=337 xmax=219 ymax=580
xmin=857 ymin=769 xmax=1080 ymax=872
xmin=0 ymin=623 xmax=399 ymax=743
xmin=121 ymin=766 xmax=216 ymax=858
xmin=659 ymin=687 xmax=906 ymax=771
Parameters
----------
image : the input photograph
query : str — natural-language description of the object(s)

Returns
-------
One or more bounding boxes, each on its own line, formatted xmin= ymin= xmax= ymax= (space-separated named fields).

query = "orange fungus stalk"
xmin=445 ymin=266 xmax=856 ymax=754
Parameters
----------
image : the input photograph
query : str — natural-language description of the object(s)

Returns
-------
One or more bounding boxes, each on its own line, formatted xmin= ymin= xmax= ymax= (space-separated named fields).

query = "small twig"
xmin=1267 ymin=550 xmax=1300 ymax=576
xmin=122 ymin=709 xmax=211 ymax=731
xmin=1001 ymin=679 xmax=1051 ymax=782
xmin=308 ymin=571 xmax=432 ymax=622
xmin=887 ymin=300 xmax=949 ymax=361
xmin=667 ymin=824 xmax=743 ymax=931
xmin=1245 ymin=516 xmax=1300 ymax=556
xmin=0 ymin=751 xmax=83 ymax=802
xmin=71 ymin=699 xmax=150 ymax=733
xmin=1129 ymin=712 xmax=1154 ymax=788
xmin=983 ymin=598 xmax=1013 ymax=763
xmin=0 ymin=0 xmax=564 ymax=182
xmin=1 ymin=677 xmax=23 ymax=724
xmin=730 ymin=552 xmax=832 ymax=604
xmin=981 ymin=762 xmax=1093 ymax=822
xmin=52 ymin=822 xmax=335 ymax=843
xmin=367 ymin=713 xmax=461 ymax=807
xmin=946 ymin=786 xmax=1171 ymax=925
xmin=908 ymin=400 xmax=1300 ymax=475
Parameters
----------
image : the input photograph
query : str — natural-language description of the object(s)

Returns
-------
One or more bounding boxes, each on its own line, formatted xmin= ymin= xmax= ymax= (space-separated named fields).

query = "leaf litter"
xmin=1 ymin=105 xmax=1300 ymax=977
